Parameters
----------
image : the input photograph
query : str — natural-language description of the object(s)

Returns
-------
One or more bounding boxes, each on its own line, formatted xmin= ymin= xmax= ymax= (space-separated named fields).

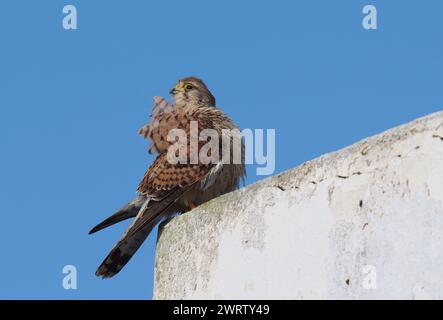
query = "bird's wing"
xmin=138 ymin=96 xmax=191 ymax=154
xmin=95 ymin=153 xmax=213 ymax=278
xmin=128 ymin=154 xmax=212 ymax=237
xmin=88 ymin=195 xmax=147 ymax=234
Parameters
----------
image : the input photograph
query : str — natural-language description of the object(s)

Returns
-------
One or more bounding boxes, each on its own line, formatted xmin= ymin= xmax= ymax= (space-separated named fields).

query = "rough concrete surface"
xmin=153 ymin=111 xmax=443 ymax=299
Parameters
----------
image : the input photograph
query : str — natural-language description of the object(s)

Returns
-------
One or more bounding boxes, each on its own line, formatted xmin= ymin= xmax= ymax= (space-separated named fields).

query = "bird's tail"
xmin=95 ymin=214 xmax=163 ymax=278
xmin=94 ymin=188 xmax=186 ymax=278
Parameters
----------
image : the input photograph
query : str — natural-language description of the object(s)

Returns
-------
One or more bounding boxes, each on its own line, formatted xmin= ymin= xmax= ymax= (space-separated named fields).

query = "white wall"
xmin=154 ymin=111 xmax=443 ymax=299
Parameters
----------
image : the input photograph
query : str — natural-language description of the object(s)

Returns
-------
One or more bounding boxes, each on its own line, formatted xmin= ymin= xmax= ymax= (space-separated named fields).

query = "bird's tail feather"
xmin=95 ymin=214 xmax=162 ymax=278
xmin=95 ymin=188 xmax=185 ymax=278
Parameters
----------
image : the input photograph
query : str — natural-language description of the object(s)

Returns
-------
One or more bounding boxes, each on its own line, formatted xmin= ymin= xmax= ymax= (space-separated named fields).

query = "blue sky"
xmin=0 ymin=0 xmax=442 ymax=299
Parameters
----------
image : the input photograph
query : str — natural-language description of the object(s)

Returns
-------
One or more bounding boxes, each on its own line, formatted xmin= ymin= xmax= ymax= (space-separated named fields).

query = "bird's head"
xmin=170 ymin=77 xmax=216 ymax=106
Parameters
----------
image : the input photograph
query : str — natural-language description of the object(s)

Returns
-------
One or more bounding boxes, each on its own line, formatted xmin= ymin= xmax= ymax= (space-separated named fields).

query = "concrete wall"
xmin=153 ymin=111 xmax=443 ymax=299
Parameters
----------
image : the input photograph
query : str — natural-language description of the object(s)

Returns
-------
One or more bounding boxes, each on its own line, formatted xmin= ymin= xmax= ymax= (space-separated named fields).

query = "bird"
xmin=89 ymin=77 xmax=246 ymax=278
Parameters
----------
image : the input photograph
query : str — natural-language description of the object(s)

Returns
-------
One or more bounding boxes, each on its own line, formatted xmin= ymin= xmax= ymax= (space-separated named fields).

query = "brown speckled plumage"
xmin=90 ymin=77 xmax=245 ymax=278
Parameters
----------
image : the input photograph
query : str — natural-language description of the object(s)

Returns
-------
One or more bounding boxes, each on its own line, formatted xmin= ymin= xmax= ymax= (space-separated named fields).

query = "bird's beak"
xmin=170 ymin=83 xmax=184 ymax=95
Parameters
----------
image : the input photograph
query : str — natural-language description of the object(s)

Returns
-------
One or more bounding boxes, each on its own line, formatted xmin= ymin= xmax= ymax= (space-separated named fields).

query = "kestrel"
xmin=90 ymin=77 xmax=245 ymax=278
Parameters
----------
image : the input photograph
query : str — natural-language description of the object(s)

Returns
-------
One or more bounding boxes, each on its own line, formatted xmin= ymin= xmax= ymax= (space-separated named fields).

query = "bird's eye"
xmin=185 ymin=84 xmax=194 ymax=91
